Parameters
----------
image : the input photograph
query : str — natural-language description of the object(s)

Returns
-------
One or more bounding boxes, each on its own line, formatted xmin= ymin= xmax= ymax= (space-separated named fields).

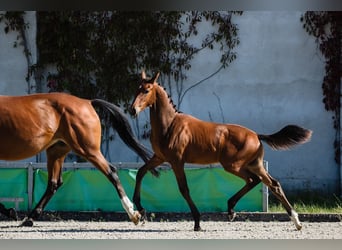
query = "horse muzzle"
xmin=130 ymin=106 xmax=141 ymax=117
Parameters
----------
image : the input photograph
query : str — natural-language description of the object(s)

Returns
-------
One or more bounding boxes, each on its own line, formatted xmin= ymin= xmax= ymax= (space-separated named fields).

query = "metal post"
xmin=340 ymin=73 xmax=342 ymax=197
xmin=27 ymin=162 xmax=34 ymax=210
xmin=262 ymin=160 xmax=269 ymax=212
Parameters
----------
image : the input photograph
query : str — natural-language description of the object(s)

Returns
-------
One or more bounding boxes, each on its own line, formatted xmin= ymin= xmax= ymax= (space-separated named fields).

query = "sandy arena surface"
xmin=0 ymin=219 xmax=341 ymax=239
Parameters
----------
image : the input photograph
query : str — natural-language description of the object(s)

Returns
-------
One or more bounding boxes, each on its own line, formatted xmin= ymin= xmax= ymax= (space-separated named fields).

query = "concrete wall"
xmin=0 ymin=11 xmax=339 ymax=194
xmin=200 ymin=11 xmax=337 ymax=194
xmin=0 ymin=11 xmax=37 ymax=95
xmin=185 ymin=11 xmax=337 ymax=194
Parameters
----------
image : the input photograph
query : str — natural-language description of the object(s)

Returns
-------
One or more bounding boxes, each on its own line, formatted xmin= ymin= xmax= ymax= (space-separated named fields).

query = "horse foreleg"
xmin=133 ymin=156 xmax=164 ymax=223
xmin=21 ymin=179 xmax=62 ymax=227
xmin=172 ymin=165 xmax=201 ymax=231
xmin=0 ymin=202 xmax=18 ymax=220
xmin=21 ymin=143 xmax=68 ymax=227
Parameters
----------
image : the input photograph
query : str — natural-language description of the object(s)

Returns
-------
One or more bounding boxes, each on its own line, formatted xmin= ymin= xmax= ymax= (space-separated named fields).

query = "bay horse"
xmin=0 ymin=92 xmax=157 ymax=226
xmin=130 ymin=71 xmax=312 ymax=231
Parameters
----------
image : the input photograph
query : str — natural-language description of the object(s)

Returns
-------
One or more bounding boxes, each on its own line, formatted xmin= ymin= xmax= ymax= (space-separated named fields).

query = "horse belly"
xmin=184 ymin=147 xmax=220 ymax=165
xmin=0 ymin=133 xmax=54 ymax=160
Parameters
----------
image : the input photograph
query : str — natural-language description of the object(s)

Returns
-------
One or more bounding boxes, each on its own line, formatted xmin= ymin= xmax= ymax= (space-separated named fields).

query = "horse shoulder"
xmin=167 ymin=114 xmax=192 ymax=149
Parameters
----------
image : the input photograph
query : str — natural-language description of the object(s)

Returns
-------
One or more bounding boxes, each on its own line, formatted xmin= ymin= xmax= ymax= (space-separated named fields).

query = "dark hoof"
xmin=8 ymin=208 xmax=18 ymax=221
xmin=194 ymin=226 xmax=202 ymax=231
xmin=20 ymin=217 xmax=34 ymax=227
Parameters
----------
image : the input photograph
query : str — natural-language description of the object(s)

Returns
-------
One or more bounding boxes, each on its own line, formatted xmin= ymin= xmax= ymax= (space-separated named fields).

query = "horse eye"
xmin=143 ymin=89 xmax=149 ymax=94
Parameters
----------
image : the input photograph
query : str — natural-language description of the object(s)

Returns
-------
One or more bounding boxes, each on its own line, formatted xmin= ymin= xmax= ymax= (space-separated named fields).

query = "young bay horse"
xmin=130 ymin=71 xmax=312 ymax=231
xmin=0 ymin=92 xmax=157 ymax=226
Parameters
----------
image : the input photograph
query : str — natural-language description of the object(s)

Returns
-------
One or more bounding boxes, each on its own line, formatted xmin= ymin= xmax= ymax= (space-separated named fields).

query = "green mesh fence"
xmin=32 ymin=168 xmax=263 ymax=212
xmin=0 ymin=168 xmax=28 ymax=211
xmin=0 ymin=166 xmax=264 ymax=212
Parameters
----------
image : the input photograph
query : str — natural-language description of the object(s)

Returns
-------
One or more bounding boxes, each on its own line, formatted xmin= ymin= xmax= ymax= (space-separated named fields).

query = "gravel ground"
xmin=0 ymin=212 xmax=341 ymax=239
xmin=0 ymin=220 xmax=341 ymax=239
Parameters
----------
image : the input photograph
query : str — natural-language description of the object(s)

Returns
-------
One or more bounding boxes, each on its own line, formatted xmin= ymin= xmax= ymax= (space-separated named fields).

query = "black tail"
xmin=91 ymin=99 xmax=159 ymax=177
xmin=258 ymin=125 xmax=312 ymax=150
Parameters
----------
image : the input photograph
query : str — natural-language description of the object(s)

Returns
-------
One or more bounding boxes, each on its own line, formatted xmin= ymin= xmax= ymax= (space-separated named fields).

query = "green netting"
xmin=0 ymin=168 xmax=28 ymax=211
xmin=33 ymin=168 xmax=263 ymax=212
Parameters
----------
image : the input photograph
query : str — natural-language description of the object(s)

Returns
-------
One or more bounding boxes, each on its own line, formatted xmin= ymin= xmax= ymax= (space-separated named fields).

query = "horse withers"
xmin=0 ymin=92 xmax=156 ymax=226
xmin=130 ymin=71 xmax=312 ymax=231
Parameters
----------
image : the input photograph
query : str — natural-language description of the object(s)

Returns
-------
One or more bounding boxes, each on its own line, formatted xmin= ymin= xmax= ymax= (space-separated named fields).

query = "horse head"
xmin=130 ymin=70 xmax=160 ymax=117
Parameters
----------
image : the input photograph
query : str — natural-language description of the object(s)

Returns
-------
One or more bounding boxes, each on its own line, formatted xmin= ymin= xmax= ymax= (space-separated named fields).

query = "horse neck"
xmin=149 ymin=85 xmax=177 ymax=135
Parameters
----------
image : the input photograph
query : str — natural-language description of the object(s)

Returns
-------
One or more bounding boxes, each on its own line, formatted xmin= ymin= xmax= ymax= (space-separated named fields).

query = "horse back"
xmin=162 ymin=114 xmax=259 ymax=165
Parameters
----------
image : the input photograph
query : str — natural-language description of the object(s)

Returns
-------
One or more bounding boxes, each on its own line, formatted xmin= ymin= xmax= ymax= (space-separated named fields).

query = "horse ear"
xmin=151 ymin=72 xmax=160 ymax=83
xmin=141 ymin=70 xmax=146 ymax=80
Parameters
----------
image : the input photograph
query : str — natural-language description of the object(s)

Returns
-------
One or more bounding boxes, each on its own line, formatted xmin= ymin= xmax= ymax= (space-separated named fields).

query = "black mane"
xmin=158 ymin=83 xmax=181 ymax=113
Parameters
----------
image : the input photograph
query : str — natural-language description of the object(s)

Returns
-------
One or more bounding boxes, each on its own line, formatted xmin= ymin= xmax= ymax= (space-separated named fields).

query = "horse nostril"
xmin=130 ymin=106 xmax=137 ymax=116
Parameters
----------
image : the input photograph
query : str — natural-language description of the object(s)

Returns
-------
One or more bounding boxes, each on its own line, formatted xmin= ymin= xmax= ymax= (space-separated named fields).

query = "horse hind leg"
xmin=21 ymin=142 xmax=69 ymax=227
xmin=107 ymin=162 xmax=141 ymax=225
xmin=84 ymin=151 xmax=141 ymax=225
xmin=266 ymin=173 xmax=302 ymax=230
xmin=249 ymin=163 xmax=302 ymax=230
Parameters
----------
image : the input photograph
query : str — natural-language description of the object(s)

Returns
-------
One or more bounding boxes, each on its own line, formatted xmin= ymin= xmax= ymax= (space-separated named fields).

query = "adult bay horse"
xmin=0 ymin=92 xmax=157 ymax=226
xmin=130 ymin=71 xmax=312 ymax=231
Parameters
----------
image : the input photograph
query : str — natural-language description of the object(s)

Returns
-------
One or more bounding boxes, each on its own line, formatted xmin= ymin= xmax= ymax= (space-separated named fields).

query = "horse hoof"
xmin=20 ymin=217 xmax=34 ymax=227
xmin=131 ymin=211 xmax=141 ymax=225
xmin=8 ymin=208 xmax=18 ymax=221
xmin=294 ymin=222 xmax=302 ymax=231
xmin=194 ymin=226 xmax=202 ymax=231
xmin=228 ymin=212 xmax=236 ymax=221
xmin=295 ymin=223 xmax=302 ymax=231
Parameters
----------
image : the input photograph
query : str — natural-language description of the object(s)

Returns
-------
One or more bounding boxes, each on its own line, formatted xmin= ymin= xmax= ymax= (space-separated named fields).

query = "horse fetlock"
xmin=121 ymin=195 xmax=141 ymax=225
xmin=290 ymin=210 xmax=302 ymax=230
xmin=139 ymin=209 xmax=148 ymax=224
xmin=228 ymin=211 xmax=237 ymax=221
xmin=30 ymin=208 xmax=43 ymax=219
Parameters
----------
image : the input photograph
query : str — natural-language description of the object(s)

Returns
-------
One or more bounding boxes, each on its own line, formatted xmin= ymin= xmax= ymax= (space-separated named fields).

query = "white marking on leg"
xmin=121 ymin=195 xmax=135 ymax=219
xmin=290 ymin=209 xmax=302 ymax=230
